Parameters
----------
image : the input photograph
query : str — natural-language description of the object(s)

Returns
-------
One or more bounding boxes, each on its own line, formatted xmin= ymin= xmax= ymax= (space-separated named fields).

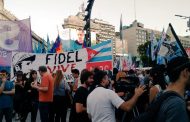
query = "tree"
xmin=137 ymin=41 xmax=152 ymax=67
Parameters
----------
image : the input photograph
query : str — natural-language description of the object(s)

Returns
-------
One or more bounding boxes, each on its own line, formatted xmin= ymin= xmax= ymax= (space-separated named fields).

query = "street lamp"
xmin=175 ymin=14 xmax=190 ymax=32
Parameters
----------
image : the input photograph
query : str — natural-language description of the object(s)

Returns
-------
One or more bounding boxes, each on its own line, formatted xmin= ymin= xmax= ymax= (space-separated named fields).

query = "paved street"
xmin=2 ymin=109 xmax=71 ymax=122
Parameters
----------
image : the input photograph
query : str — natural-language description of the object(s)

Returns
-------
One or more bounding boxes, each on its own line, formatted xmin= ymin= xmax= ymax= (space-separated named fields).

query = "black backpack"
xmin=131 ymin=91 xmax=180 ymax=122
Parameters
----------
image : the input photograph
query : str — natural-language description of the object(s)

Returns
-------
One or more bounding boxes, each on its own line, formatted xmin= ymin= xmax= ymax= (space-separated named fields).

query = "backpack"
xmin=131 ymin=91 xmax=180 ymax=122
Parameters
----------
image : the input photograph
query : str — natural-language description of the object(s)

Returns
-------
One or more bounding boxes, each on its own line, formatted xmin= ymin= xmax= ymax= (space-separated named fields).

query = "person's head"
xmin=96 ymin=70 xmax=109 ymax=88
xmin=128 ymin=69 xmax=136 ymax=76
xmin=0 ymin=70 xmax=8 ymax=75
xmin=29 ymin=70 xmax=37 ymax=81
xmin=113 ymin=68 xmax=118 ymax=75
xmin=71 ymin=69 xmax=80 ymax=79
xmin=38 ymin=66 xmax=47 ymax=76
xmin=0 ymin=70 xmax=8 ymax=80
xmin=116 ymin=71 xmax=127 ymax=82
xmin=167 ymin=56 xmax=190 ymax=88
xmin=80 ymin=70 xmax=94 ymax=87
xmin=16 ymin=71 xmax=24 ymax=81
xmin=150 ymin=65 xmax=167 ymax=90
xmin=77 ymin=28 xmax=84 ymax=44
xmin=54 ymin=70 xmax=63 ymax=88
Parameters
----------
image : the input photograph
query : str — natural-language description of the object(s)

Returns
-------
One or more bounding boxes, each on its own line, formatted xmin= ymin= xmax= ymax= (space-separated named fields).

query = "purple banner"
xmin=0 ymin=18 xmax=32 ymax=66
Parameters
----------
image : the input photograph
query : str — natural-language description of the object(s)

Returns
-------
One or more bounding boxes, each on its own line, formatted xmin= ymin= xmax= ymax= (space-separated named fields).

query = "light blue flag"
xmin=158 ymin=24 xmax=188 ymax=62
xmin=150 ymin=31 xmax=158 ymax=61
xmin=37 ymin=41 xmax=42 ymax=53
xmin=47 ymin=34 xmax=51 ymax=53
xmin=157 ymin=55 xmax=166 ymax=65
xmin=42 ymin=39 xmax=46 ymax=53
xmin=155 ymin=29 xmax=165 ymax=55
xmin=33 ymin=43 xmax=38 ymax=53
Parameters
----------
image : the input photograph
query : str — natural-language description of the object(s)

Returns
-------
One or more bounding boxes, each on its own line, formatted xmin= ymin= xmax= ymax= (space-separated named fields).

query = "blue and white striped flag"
xmin=88 ymin=40 xmax=112 ymax=62
xmin=86 ymin=40 xmax=113 ymax=70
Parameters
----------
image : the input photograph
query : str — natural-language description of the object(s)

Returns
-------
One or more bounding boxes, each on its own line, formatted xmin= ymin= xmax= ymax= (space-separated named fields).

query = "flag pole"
xmin=57 ymin=25 xmax=59 ymax=35
xmin=120 ymin=14 xmax=124 ymax=70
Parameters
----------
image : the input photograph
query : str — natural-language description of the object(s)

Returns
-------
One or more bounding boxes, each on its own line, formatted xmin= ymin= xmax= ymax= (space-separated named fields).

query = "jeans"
xmin=0 ymin=108 xmax=12 ymax=122
xmin=39 ymin=102 xmax=52 ymax=122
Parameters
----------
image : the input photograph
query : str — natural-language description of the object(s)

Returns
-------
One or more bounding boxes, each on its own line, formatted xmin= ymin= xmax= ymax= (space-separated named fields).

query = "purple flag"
xmin=0 ymin=18 xmax=32 ymax=66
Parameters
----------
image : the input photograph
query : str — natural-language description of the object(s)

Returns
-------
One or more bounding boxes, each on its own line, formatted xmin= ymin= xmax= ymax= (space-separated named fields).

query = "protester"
xmin=89 ymin=67 xmax=100 ymax=93
xmin=87 ymin=70 xmax=145 ymax=122
xmin=111 ymin=68 xmax=118 ymax=83
xmin=149 ymin=65 xmax=167 ymax=103
xmin=31 ymin=66 xmax=54 ymax=122
xmin=155 ymin=56 xmax=190 ymax=122
xmin=114 ymin=71 xmax=127 ymax=97
xmin=13 ymin=71 xmax=25 ymax=120
xmin=69 ymin=69 xmax=94 ymax=122
xmin=0 ymin=70 xmax=15 ymax=122
xmin=52 ymin=70 xmax=70 ymax=122
xmin=70 ymin=69 xmax=80 ymax=97
xmin=20 ymin=70 xmax=39 ymax=122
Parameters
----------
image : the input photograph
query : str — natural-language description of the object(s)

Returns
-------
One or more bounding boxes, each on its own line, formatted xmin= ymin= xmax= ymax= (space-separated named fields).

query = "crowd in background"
xmin=0 ymin=56 xmax=190 ymax=122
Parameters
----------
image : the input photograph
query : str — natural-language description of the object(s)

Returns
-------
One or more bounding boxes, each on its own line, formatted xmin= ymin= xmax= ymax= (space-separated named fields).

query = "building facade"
xmin=123 ymin=20 xmax=190 ymax=56
xmin=62 ymin=7 xmax=115 ymax=42
xmin=113 ymin=32 xmax=128 ymax=56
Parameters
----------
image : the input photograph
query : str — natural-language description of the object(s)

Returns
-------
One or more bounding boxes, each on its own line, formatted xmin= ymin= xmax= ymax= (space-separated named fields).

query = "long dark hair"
xmin=150 ymin=65 xmax=167 ymax=90
xmin=29 ymin=70 xmax=37 ymax=83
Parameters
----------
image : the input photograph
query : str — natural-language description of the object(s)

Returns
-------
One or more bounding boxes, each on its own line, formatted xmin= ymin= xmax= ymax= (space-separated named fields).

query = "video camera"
xmin=116 ymin=75 xmax=149 ymax=101
xmin=115 ymin=76 xmax=140 ymax=99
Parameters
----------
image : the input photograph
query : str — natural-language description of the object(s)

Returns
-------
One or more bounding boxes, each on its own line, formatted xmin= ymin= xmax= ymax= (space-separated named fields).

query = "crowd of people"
xmin=0 ymin=56 xmax=190 ymax=122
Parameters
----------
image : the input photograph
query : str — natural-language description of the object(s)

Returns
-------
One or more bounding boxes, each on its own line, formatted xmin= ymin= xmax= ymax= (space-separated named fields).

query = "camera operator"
xmin=115 ymin=71 xmax=149 ymax=122
xmin=87 ymin=70 xmax=146 ymax=122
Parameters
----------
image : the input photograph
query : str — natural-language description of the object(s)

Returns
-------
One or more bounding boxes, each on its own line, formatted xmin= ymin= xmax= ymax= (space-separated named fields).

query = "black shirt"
xmin=24 ymin=80 xmax=39 ymax=101
xmin=69 ymin=86 xmax=91 ymax=122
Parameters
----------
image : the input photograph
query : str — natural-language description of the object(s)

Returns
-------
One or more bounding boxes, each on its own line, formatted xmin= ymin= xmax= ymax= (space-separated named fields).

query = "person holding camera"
xmin=0 ymin=70 xmax=15 ymax=122
xmin=87 ymin=70 xmax=146 ymax=122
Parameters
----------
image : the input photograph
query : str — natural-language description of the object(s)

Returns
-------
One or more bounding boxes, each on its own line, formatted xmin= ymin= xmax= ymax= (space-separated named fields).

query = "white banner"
xmin=12 ymin=49 xmax=87 ymax=82
xmin=11 ymin=40 xmax=113 ymax=82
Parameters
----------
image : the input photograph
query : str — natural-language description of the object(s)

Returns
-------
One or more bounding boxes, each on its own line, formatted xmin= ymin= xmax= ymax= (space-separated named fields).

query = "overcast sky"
xmin=5 ymin=0 xmax=190 ymax=41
